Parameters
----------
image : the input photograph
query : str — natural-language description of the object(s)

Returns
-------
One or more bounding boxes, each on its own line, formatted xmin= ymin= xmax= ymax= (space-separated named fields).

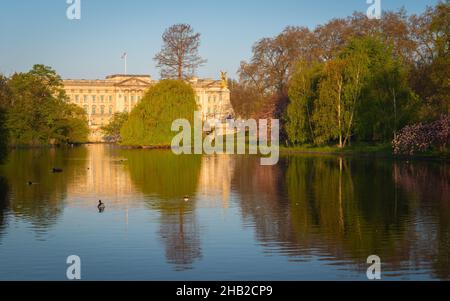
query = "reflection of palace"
xmin=197 ymin=155 xmax=235 ymax=209
xmin=62 ymin=74 xmax=234 ymax=141
xmin=66 ymin=145 xmax=141 ymax=208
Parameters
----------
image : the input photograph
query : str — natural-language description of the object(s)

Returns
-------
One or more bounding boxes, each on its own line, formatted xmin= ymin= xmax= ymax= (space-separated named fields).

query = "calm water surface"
xmin=0 ymin=145 xmax=448 ymax=280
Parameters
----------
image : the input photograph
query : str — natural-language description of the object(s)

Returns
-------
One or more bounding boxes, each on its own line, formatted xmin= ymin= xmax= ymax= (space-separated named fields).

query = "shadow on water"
xmin=121 ymin=149 xmax=203 ymax=271
xmin=232 ymin=155 xmax=450 ymax=280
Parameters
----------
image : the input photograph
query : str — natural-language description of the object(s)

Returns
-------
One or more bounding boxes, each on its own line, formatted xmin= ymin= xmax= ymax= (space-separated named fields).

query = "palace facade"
xmin=62 ymin=74 xmax=233 ymax=141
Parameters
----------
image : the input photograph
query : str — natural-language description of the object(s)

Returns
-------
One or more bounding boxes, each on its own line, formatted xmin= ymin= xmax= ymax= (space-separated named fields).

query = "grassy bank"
xmin=281 ymin=144 xmax=392 ymax=155
xmin=280 ymin=143 xmax=449 ymax=160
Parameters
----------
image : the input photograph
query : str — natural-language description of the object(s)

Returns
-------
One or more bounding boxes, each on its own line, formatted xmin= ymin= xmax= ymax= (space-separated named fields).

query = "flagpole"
xmin=124 ymin=54 xmax=127 ymax=75
xmin=122 ymin=52 xmax=127 ymax=75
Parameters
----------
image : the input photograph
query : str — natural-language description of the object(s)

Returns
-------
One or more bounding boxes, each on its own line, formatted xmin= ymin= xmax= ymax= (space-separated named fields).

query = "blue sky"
xmin=0 ymin=0 xmax=439 ymax=80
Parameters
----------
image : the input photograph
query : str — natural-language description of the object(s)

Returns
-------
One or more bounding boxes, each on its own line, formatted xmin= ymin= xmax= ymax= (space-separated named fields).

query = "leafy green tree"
xmin=5 ymin=65 xmax=89 ymax=145
xmin=287 ymin=37 xmax=416 ymax=147
xmin=314 ymin=58 xmax=348 ymax=146
xmin=0 ymin=75 xmax=11 ymax=161
xmin=0 ymin=108 xmax=7 ymax=162
xmin=311 ymin=39 xmax=370 ymax=147
xmin=101 ymin=112 xmax=129 ymax=142
xmin=62 ymin=104 xmax=90 ymax=143
xmin=351 ymin=38 xmax=418 ymax=142
xmin=286 ymin=61 xmax=322 ymax=145
xmin=121 ymin=80 xmax=198 ymax=146
xmin=409 ymin=2 xmax=450 ymax=120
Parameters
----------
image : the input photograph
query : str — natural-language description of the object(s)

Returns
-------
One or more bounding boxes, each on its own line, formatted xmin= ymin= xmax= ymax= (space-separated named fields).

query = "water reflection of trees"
xmin=122 ymin=150 xmax=203 ymax=270
xmin=0 ymin=177 xmax=9 ymax=241
xmin=393 ymin=161 xmax=450 ymax=280
xmin=232 ymin=155 xmax=449 ymax=280
xmin=0 ymin=147 xmax=87 ymax=231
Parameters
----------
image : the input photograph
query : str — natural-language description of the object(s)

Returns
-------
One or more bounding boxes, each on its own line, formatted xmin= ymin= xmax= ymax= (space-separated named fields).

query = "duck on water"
xmin=98 ymin=200 xmax=106 ymax=212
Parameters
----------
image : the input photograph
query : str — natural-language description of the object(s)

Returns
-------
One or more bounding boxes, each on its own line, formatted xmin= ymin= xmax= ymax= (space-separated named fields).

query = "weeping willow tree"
xmin=121 ymin=80 xmax=198 ymax=146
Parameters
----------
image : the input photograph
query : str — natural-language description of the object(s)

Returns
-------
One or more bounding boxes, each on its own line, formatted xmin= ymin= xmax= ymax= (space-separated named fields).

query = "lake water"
xmin=0 ymin=144 xmax=448 ymax=280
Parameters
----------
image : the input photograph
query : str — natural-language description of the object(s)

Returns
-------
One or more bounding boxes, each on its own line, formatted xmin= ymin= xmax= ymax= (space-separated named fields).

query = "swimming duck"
xmin=27 ymin=181 xmax=33 ymax=186
xmin=183 ymin=196 xmax=190 ymax=202
xmin=98 ymin=200 xmax=106 ymax=211
xmin=52 ymin=168 xmax=63 ymax=173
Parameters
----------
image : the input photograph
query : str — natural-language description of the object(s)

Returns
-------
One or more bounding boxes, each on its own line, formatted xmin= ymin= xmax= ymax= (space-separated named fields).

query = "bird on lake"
xmin=27 ymin=181 xmax=33 ymax=186
xmin=52 ymin=168 xmax=63 ymax=173
xmin=184 ymin=196 xmax=190 ymax=202
xmin=98 ymin=200 xmax=106 ymax=212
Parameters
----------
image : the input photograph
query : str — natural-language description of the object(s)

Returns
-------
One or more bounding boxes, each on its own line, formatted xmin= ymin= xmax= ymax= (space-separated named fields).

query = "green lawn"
xmin=280 ymin=143 xmax=392 ymax=155
xmin=281 ymin=143 xmax=449 ymax=160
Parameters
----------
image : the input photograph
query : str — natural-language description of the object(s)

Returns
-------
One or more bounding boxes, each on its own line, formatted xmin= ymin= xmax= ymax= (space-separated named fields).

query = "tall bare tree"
xmin=154 ymin=24 xmax=207 ymax=80
xmin=238 ymin=26 xmax=314 ymax=96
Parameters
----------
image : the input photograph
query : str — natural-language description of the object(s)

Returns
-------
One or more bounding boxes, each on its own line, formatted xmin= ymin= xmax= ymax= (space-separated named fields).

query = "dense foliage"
xmin=393 ymin=115 xmax=450 ymax=155
xmin=287 ymin=37 xmax=417 ymax=147
xmin=0 ymin=109 xmax=7 ymax=162
xmin=0 ymin=65 xmax=89 ymax=146
xmin=121 ymin=80 xmax=197 ymax=146
xmin=0 ymin=76 xmax=9 ymax=161
xmin=231 ymin=2 xmax=449 ymax=153
xmin=101 ymin=112 xmax=129 ymax=143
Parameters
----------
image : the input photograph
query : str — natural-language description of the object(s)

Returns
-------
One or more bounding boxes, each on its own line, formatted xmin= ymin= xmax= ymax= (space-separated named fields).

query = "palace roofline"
xmin=106 ymin=74 xmax=151 ymax=79
xmin=62 ymin=74 xmax=229 ymax=91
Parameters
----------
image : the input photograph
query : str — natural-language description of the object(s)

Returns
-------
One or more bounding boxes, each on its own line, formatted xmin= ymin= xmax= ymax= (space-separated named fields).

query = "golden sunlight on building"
xmin=62 ymin=74 xmax=234 ymax=142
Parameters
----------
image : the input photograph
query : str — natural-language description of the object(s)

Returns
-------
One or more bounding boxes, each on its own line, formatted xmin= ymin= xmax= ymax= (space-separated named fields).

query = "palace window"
xmin=92 ymin=105 xmax=96 ymax=115
xmin=92 ymin=95 xmax=96 ymax=102
xmin=83 ymin=105 xmax=88 ymax=112
xmin=100 ymin=95 xmax=104 ymax=102
xmin=109 ymin=106 xmax=113 ymax=114
xmin=124 ymin=96 xmax=128 ymax=102
xmin=100 ymin=105 xmax=105 ymax=115
xmin=109 ymin=96 xmax=113 ymax=102
xmin=84 ymin=95 xmax=88 ymax=103
xmin=75 ymin=95 xmax=79 ymax=102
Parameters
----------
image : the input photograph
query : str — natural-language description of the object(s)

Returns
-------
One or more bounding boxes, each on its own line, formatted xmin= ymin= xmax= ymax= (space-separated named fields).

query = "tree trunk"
xmin=392 ymin=88 xmax=397 ymax=140
xmin=338 ymin=83 xmax=343 ymax=148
